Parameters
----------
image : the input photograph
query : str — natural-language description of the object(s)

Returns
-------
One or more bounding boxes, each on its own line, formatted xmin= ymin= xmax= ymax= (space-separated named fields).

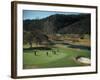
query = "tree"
xmin=43 ymin=20 xmax=55 ymax=34
xmin=23 ymin=31 xmax=33 ymax=48
xmin=23 ymin=29 xmax=49 ymax=48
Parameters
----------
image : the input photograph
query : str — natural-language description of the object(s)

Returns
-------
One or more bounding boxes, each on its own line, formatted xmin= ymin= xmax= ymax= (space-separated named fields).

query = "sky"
xmin=23 ymin=10 xmax=80 ymax=20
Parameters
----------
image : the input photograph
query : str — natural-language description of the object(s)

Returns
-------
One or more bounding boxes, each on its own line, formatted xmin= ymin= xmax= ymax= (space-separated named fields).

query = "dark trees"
xmin=23 ymin=29 xmax=49 ymax=48
xmin=23 ymin=14 xmax=91 ymax=35
xmin=23 ymin=31 xmax=33 ymax=48
xmin=23 ymin=13 xmax=91 ymax=48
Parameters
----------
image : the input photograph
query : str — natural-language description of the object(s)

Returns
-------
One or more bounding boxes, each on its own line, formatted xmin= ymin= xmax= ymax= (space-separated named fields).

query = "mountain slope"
xmin=58 ymin=18 xmax=90 ymax=34
xmin=23 ymin=13 xmax=91 ymax=34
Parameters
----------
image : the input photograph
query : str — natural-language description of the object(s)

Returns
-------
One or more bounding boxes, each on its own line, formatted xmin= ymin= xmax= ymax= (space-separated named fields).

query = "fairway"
xmin=23 ymin=47 xmax=90 ymax=69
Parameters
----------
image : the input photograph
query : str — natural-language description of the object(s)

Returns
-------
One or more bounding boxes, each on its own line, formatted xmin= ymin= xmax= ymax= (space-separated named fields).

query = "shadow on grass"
xmin=53 ymin=42 xmax=90 ymax=50
xmin=68 ymin=44 xmax=90 ymax=50
xmin=54 ymin=42 xmax=90 ymax=50
xmin=23 ymin=47 xmax=52 ymax=51
xmin=23 ymin=41 xmax=90 ymax=51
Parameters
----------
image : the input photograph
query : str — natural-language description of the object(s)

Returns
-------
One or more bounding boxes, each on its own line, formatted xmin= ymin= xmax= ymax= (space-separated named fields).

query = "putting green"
xmin=23 ymin=47 xmax=90 ymax=69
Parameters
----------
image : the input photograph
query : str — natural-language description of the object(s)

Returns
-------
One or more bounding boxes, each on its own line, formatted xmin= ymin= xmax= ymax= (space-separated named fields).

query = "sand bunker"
xmin=76 ymin=57 xmax=91 ymax=64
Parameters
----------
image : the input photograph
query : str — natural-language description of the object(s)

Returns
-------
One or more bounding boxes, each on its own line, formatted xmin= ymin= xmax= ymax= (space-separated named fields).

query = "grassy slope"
xmin=23 ymin=47 xmax=90 ymax=69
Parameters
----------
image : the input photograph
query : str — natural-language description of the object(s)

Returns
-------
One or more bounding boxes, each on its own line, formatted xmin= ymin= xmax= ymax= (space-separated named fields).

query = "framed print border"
xmin=11 ymin=1 xmax=98 ymax=79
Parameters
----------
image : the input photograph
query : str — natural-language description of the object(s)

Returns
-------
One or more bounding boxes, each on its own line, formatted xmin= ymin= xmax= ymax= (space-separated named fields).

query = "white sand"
xmin=77 ymin=57 xmax=91 ymax=64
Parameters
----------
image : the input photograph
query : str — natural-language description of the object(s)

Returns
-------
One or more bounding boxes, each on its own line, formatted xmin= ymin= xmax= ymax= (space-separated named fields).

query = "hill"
xmin=23 ymin=13 xmax=91 ymax=34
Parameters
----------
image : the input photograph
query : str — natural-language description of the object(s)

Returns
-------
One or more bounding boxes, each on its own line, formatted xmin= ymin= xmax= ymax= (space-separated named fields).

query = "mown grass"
xmin=23 ymin=47 xmax=90 ymax=69
xmin=23 ymin=34 xmax=90 ymax=69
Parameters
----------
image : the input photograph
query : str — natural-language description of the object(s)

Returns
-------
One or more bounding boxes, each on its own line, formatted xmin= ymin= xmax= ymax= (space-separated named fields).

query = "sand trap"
xmin=76 ymin=57 xmax=91 ymax=64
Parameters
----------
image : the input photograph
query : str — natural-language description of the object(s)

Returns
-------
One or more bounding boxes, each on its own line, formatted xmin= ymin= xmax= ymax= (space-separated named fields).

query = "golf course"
xmin=23 ymin=36 xmax=91 ymax=69
xmin=23 ymin=11 xmax=91 ymax=69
